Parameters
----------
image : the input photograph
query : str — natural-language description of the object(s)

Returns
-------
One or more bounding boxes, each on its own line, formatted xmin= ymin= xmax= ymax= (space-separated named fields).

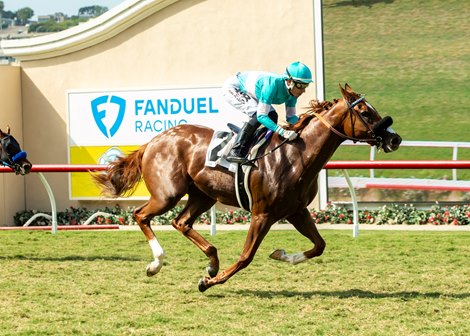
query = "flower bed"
xmin=13 ymin=203 xmax=470 ymax=226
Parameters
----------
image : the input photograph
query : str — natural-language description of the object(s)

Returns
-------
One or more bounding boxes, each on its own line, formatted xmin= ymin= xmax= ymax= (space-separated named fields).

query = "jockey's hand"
xmin=281 ymin=130 xmax=298 ymax=141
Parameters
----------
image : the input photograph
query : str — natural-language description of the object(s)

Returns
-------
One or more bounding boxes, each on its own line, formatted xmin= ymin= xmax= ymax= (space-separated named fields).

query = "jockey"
xmin=222 ymin=61 xmax=313 ymax=163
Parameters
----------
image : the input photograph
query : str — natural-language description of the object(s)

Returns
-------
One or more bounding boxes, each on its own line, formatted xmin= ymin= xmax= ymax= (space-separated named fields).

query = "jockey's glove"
xmin=276 ymin=127 xmax=298 ymax=141
xmin=283 ymin=130 xmax=298 ymax=141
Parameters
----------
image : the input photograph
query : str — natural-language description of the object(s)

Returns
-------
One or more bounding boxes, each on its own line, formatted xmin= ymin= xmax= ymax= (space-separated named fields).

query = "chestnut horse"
xmin=94 ymin=84 xmax=401 ymax=292
xmin=0 ymin=126 xmax=32 ymax=175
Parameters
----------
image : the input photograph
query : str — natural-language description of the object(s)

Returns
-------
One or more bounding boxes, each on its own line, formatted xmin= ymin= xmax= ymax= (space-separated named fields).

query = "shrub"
xmin=13 ymin=203 xmax=470 ymax=226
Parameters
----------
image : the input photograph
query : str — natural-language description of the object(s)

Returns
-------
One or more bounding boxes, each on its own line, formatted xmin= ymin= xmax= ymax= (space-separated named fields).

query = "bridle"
xmin=0 ymin=134 xmax=28 ymax=174
xmin=312 ymin=96 xmax=385 ymax=147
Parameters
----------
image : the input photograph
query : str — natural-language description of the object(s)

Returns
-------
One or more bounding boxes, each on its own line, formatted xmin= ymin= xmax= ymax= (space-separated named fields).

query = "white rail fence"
xmin=341 ymin=140 xmax=470 ymax=180
xmin=2 ymin=159 xmax=470 ymax=237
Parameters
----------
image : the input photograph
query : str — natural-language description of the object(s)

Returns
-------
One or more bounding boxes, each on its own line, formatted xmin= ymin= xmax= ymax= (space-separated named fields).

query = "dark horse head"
xmin=93 ymin=83 xmax=401 ymax=292
xmin=0 ymin=126 xmax=32 ymax=175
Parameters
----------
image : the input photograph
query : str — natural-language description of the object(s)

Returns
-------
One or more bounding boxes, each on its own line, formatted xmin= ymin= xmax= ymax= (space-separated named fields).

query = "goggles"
xmin=293 ymin=81 xmax=309 ymax=89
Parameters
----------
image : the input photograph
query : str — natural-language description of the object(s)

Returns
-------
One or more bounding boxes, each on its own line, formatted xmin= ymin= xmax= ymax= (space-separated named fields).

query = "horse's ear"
xmin=344 ymin=83 xmax=354 ymax=93
xmin=338 ymin=83 xmax=348 ymax=100
xmin=6 ymin=125 xmax=11 ymax=135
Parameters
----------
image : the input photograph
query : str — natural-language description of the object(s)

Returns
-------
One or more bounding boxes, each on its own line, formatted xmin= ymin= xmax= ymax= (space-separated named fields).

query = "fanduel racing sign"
xmin=67 ymin=87 xmax=245 ymax=199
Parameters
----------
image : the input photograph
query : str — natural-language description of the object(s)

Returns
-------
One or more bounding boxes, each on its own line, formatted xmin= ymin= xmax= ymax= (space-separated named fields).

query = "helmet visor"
xmin=293 ymin=81 xmax=309 ymax=89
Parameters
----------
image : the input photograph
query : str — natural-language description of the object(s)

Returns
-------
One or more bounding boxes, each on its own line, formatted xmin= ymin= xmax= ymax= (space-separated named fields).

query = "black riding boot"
xmin=226 ymin=123 xmax=257 ymax=163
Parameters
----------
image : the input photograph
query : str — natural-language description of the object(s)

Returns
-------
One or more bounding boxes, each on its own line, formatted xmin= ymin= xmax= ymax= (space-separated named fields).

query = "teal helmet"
xmin=285 ymin=61 xmax=314 ymax=83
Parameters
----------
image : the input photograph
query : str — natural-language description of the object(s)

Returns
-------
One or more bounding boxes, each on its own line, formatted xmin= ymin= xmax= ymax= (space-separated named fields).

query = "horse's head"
xmin=0 ymin=126 xmax=32 ymax=175
xmin=338 ymin=83 xmax=401 ymax=153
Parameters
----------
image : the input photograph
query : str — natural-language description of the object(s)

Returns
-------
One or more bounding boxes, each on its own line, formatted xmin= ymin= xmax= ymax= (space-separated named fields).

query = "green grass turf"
xmin=0 ymin=230 xmax=468 ymax=335
xmin=322 ymin=0 xmax=470 ymax=179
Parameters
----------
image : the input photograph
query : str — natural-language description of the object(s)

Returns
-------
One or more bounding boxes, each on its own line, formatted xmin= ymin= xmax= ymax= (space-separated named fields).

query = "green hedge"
xmin=14 ymin=203 xmax=470 ymax=226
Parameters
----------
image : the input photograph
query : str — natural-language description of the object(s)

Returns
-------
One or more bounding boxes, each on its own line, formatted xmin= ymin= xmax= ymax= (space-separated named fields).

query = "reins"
xmin=241 ymin=137 xmax=289 ymax=165
xmin=0 ymin=140 xmax=13 ymax=169
xmin=1 ymin=159 xmax=16 ymax=170
xmin=0 ymin=148 xmax=16 ymax=171
xmin=239 ymin=96 xmax=381 ymax=165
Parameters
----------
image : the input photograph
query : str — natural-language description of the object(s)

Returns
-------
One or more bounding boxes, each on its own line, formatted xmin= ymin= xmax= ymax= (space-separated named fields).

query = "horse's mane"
xmin=290 ymin=99 xmax=337 ymax=132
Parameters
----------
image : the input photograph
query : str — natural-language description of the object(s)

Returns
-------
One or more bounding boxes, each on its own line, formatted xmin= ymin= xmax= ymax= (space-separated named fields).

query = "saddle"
xmin=205 ymin=124 xmax=274 ymax=211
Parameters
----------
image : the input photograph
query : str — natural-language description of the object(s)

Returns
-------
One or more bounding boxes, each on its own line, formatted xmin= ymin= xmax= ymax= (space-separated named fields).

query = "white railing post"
xmin=369 ymin=146 xmax=376 ymax=178
xmin=342 ymin=169 xmax=359 ymax=238
xmin=36 ymin=172 xmax=58 ymax=234
xmin=318 ymin=169 xmax=328 ymax=210
xmin=210 ymin=206 xmax=216 ymax=236
xmin=452 ymin=145 xmax=458 ymax=180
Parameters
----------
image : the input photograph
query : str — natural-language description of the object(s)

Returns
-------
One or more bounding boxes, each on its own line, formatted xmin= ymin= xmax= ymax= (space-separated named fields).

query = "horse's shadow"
xmin=326 ymin=0 xmax=395 ymax=8
xmin=225 ymin=288 xmax=469 ymax=300
xmin=0 ymin=255 xmax=143 ymax=262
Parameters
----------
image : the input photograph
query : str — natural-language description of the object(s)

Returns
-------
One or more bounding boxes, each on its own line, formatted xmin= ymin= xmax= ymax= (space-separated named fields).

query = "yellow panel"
xmin=69 ymin=145 xmax=150 ymax=198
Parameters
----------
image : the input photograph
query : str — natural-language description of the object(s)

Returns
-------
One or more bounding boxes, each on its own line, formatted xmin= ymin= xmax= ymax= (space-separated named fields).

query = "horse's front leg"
xmin=269 ymin=208 xmax=326 ymax=265
xmin=198 ymin=214 xmax=272 ymax=292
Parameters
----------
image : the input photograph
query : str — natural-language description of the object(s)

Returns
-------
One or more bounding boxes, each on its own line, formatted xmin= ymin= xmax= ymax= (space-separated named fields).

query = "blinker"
xmin=372 ymin=116 xmax=393 ymax=132
xmin=12 ymin=151 xmax=27 ymax=162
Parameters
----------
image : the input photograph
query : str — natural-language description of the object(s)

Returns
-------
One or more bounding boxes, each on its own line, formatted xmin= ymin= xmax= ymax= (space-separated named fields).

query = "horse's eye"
xmin=361 ymin=111 xmax=372 ymax=123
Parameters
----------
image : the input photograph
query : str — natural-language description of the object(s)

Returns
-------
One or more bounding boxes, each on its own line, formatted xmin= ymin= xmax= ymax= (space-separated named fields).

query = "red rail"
xmin=365 ymin=183 xmax=470 ymax=192
xmin=1 ymin=161 xmax=470 ymax=173
xmin=2 ymin=161 xmax=469 ymax=236
xmin=0 ymin=225 xmax=119 ymax=231
xmin=0 ymin=164 xmax=107 ymax=172
xmin=324 ymin=160 xmax=470 ymax=169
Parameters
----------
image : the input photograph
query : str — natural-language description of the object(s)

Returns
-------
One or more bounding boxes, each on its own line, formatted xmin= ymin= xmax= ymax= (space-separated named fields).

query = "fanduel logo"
xmin=91 ymin=95 xmax=126 ymax=138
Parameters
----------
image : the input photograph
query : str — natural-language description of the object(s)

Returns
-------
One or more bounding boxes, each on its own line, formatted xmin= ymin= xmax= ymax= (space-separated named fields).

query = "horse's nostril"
xmin=22 ymin=163 xmax=32 ymax=174
xmin=392 ymin=135 xmax=402 ymax=146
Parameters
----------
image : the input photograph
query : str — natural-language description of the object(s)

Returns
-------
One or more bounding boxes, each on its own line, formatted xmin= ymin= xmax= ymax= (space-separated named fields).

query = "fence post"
xmin=369 ymin=146 xmax=376 ymax=178
xmin=210 ymin=206 xmax=217 ymax=236
xmin=452 ymin=145 xmax=458 ymax=180
xmin=37 ymin=173 xmax=58 ymax=234
xmin=341 ymin=169 xmax=359 ymax=237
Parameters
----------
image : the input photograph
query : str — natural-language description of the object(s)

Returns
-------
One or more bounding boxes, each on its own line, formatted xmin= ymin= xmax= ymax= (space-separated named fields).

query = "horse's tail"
xmin=93 ymin=144 xmax=148 ymax=198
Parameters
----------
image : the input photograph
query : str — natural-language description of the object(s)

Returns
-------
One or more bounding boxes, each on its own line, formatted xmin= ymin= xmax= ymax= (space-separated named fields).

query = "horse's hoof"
xmin=206 ymin=264 xmax=219 ymax=278
xmin=198 ymin=277 xmax=209 ymax=292
xmin=146 ymin=261 xmax=163 ymax=277
xmin=269 ymin=249 xmax=286 ymax=261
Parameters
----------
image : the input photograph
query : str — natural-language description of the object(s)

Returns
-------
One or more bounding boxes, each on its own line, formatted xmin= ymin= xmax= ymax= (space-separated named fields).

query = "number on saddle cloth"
xmin=204 ymin=124 xmax=274 ymax=169
xmin=205 ymin=130 xmax=233 ymax=168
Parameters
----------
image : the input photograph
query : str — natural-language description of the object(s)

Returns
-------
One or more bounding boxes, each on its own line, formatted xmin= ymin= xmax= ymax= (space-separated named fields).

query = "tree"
xmin=0 ymin=1 xmax=3 ymax=31
xmin=0 ymin=1 xmax=18 ymax=19
xmin=16 ymin=7 xmax=34 ymax=25
xmin=28 ymin=17 xmax=88 ymax=33
xmin=78 ymin=5 xmax=108 ymax=17
xmin=2 ymin=10 xmax=15 ymax=19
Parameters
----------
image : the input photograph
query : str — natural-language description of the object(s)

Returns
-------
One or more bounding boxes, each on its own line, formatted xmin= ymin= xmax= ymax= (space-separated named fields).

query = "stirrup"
xmin=226 ymin=155 xmax=246 ymax=163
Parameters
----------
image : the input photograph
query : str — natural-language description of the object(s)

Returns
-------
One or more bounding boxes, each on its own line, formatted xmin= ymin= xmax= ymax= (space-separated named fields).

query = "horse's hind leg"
xmin=270 ymin=208 xmax=326 ymax=264
xmin=134 ymin=197 xmax=181 ymax=276
xmin=171 ymin=187 xmax=219 ymax=277
xmin=198 ymin=213 xmax=273 ymax=292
